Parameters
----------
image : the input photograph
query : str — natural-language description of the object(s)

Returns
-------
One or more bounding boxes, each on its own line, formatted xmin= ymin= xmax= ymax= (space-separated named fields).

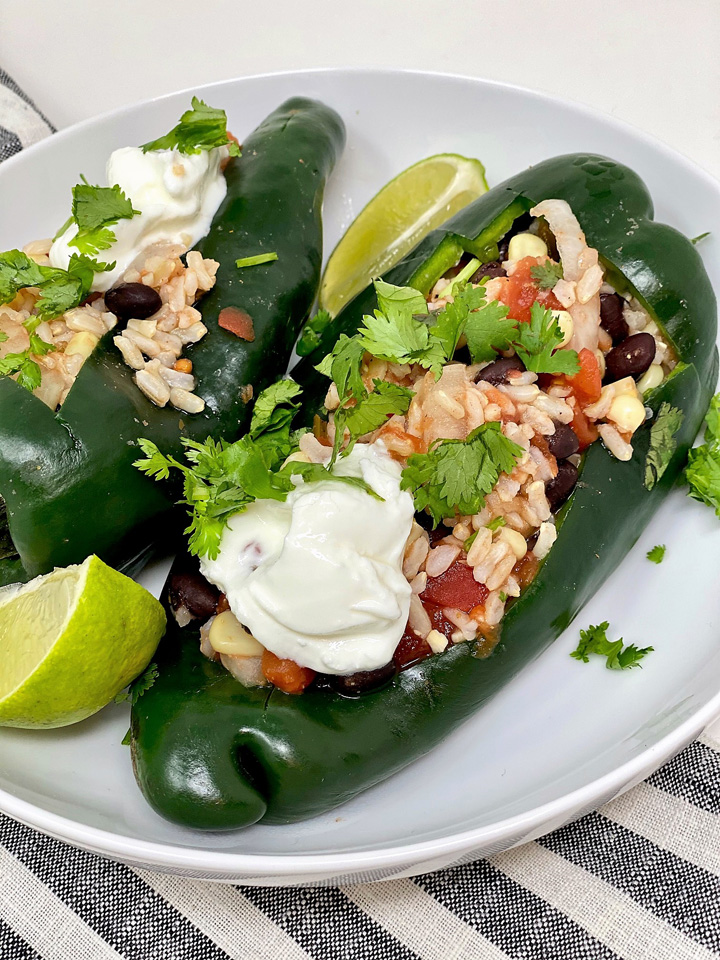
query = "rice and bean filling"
xmin=0 ymin=239 xmax=219 ymax=413
xmin=194 ymin=198 xmax=675 ymax=689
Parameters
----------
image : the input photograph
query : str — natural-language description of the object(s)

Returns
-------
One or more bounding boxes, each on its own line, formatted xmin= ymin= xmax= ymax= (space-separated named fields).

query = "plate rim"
xmin=1 ymin=65 xmax=719 ymax=879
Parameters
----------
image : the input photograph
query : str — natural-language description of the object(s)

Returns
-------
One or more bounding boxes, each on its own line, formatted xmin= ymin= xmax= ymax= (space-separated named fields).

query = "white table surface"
xmin=3 ymin=0 xmax=720 ymax=179
xmin=3 ymin=0 xmax=720 ymax=738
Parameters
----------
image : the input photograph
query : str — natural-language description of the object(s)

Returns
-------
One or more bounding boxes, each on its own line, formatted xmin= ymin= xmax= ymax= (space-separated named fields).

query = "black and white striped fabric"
xmin=1 ymin=67 xmax=720 ymax=960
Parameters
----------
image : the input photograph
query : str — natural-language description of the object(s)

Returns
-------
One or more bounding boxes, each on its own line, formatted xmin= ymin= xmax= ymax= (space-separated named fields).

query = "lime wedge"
xmin=320 ymin=153 xmax=488 ymax=317
xmin=0 ymin=555 xmax=166 ymax=728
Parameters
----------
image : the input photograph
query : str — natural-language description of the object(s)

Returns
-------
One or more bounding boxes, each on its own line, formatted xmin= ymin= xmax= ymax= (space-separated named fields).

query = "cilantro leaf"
xmin=571 ymin=621 xmax=653 ymax=670
xmin=68 ymin=180 xmax=140 ymax=257
xmin=465 ymin=299 xmax=518 ymax=363
xmin=645 ymin=402 xmax=683 ymax=490
xmin=486 ymin=516 xmax=506 ymax=531
xmin=511 ymin=302 xmax=579 ymax=375
xmin=316 ymin=334 xmax=367 ymax=404
xmin=464 ymin=531 xmax=478 ymax=551
xmin=236 ymin=252 xmax=278 ymax=268
xmin=401 ymin=422 xmax=524 ymax=525
xmin=249 ymin=379 xmax=302 ymax=439
xmin=530 ymin=261 xmax=564 ymax=290
xmin=647 ymin=544 xmax=666 ymax=564
xmin=685 ymin=392 xmax=720 ymax=514
xmin=358 ymin=282 xmax=431 ymax=365
xmin=114 ymin=662 xmax=159 ymax=706
xmin=121 ymin=728 xmax=132 ymax=746
xmin=141 ymin=97 xmax=241 ymax=156
xmin=338 ymin=380 xmax=413 ymax=456
xmin=429 ymin=284 xmax=486 ymax=361
xmin=297 ymin=308 xmax=333 ymax=357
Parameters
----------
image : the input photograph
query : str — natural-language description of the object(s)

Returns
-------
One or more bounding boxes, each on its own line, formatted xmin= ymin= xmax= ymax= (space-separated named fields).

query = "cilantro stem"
xmin=236 ymin=252 xmax=278 ymax=268
xmin=437 ymin=258 xmax=480 ymax=300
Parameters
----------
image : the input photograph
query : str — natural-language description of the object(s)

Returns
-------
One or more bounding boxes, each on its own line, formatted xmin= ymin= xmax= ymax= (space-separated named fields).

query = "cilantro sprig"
xmin=512 ymin=302 xmax=579 ymax=375
xmin=62 ymin=178 xmax=140 ymax=258
xmin=134 ymin=380 xmax=378 ymax=559
xmin=530 ymin=261 xmax=563 ymax=290
xmin=400 ymin=423 xmax=524 ymax=526
xmin=645 ymin=401 xmax=684 ymax=491
xmin=141 ymin=97 xmax=241 ymax=157
xmin=0 ymin=250 xmax=111 ymax=392
xmin=685 ymin=392 xmax=720 ymax=513
xmin=571 ymin=621 xmax=653 ymax=670
xmin=297 ymin=308 xmax=333 ymax=357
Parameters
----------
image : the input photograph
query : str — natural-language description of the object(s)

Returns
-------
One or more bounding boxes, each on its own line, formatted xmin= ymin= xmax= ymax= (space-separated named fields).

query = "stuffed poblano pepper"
xmin=131 ymin=153 xmax=718 ymax=830
xmin=0 ymin=96 xmax=345 ymax=586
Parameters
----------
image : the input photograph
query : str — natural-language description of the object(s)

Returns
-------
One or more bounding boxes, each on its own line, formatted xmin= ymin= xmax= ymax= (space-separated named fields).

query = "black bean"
xmin=168 ymin=572 xmax=220 ymax=621
xmin=547 ymin=421 xmax=580 ymax=460
xmin=604 ymin=332 xmax=656 ymax=383
xmin=546 ymin=459 xmax=578 ymax=512
xmin=474 ymin=355 xmax=525 ymax=385
xmin=325 ymin=662 xmax=396 ymax=697
xmin=105 ymin=282 xmax=162 ymax=322
xmin=599 ymin=293 xmax=629 ymax=343
xmin=470 ymin=260 xmax=505 ymax=281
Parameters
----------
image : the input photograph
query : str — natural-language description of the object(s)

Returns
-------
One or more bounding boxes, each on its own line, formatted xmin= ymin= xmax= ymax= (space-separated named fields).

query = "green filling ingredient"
xmin=236 ymin=252 xmax=278 ymax=268
xmin=685 ymin=392 xmax=720 ymax=513
xmin=645 ymin=402 xmax=684 ymax=490
xmin=141 ymin=97 xmax=241 ymax=157
xmin=646 ymin=544 xmax=666 ymax=564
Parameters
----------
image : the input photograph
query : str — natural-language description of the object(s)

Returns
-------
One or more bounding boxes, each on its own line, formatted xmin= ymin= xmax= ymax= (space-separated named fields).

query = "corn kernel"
xmin=508 ymin=233 xmax=548 ymax=261
xmin=608 ymin=394 xmax=646 ymax=434
xmin=65 ymin=331 xmax=99 ymax=360
xmin=499 ymin=526 xmax=528 ymax=560
xmin=426 ymin=629 xmax=448 ymax=654
xmin=174 ymin=358 xmax=193 ymax=374
xmin=637 ymin=363 xmax=664 ymax=394
xmin=551 ymin=310 xmax=573 ymax=347
xmin=283 ymin=451 xmax=312 ymax=466
xmin=208 ymin=610 xmax=264 ymax=657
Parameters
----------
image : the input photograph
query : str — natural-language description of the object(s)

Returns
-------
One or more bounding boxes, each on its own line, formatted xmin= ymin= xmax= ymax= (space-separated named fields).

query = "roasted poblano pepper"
xmin=131 ymin=154 xmax=718 ymax=830
xmin=0 ymin=98 xmax=345 ymax=586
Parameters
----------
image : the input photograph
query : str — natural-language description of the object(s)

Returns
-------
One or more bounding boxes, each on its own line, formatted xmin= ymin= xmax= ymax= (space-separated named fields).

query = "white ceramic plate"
xmin=1 ymin=69 xmax=719 ymax=886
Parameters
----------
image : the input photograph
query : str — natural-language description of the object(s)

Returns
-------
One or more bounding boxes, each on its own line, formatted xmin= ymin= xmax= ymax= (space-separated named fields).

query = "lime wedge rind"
xmin=320 ymin=153 xmax=488 ymax=318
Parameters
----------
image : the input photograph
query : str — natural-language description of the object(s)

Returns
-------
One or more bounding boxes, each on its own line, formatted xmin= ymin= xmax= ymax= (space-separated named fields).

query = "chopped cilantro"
xmin=336 ymin=380 xmax=413 ymax=458
xmin=121 ymin=728 xmax=132 ymax=746
xmin=511 ymin=302 xmax=579 ymax=376
xmin=486 ymin=516 xmax=506 ymax=531
xmin=0 ymin=250 xmax=111 ymax=391
xmin=316 ymin=334 xmax=367 ymax=404
xmin=498 ymin=591 xmax=508 ymax=602
xmin=141 ymin=97 xmax=241 ymax=156
xmin=464 ymin=530 xmax=478 ymax=551
xmin=236 ymin=252 xmax=278 ymax=268
xmin=67 ymin=178 xmax=140 ymax=257
xmin=646 ymin=544 xmax=666 ymax=564
xmin=114 ymin=662 xmax=159 ymax=706
xmin=401 ymin=422 xmax=524 ymax=525
xmin=685 ymin=392 xmax=720 ymax=514
xmin=571 ymin=621 xmax=653 ymax=670
xmin=430 ymin=283 xmax=486 ymax=361
xmin=530 ymin=260 xmax=564 ymax=290
xmin=645 ymin=402 xmax=683 ymax=490
xmin=135 ymin=380 xmax=377 ymax=558
xmin=358 ymin=280 xmax=434 ymax=368
xmin=436 ymin=258 xmax=481 ymax=299
xmin=465 ymin=299 xmax=518 ymax=363
xmin=296 ymin=308 xmax=333 ymax=356
xmin=691 ymin=232 xmax=710 ymax=245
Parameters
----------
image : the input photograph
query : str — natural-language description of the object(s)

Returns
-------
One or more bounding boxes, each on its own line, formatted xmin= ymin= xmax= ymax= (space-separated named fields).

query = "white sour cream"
xmin=200 ymin=441 xmax=415 ymax=675
xmin=49 ymin=146 xmax=228 ymax=291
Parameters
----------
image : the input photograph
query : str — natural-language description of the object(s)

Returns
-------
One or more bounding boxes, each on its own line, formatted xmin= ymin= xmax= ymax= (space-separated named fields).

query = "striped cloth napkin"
xmin=1 ymin=67 xmax=719 ymax=960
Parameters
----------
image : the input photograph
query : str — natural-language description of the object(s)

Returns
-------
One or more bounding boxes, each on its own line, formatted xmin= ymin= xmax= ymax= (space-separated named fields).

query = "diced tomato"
xmin=218 ymin=306 xmax=255 ymax=341
xmin=566 ymin=347 xmax=602 ymax=405
xmin=393 ymin=625 xmax=433 ymax=668
xmin=421 ymin=561 xmax=489 ymax=612
xmin=496 ymin=257 xmax=563 ymax=324
xmin=428 ymin=603 xmax=456 ymax=638
xmin=570 ymin=404 xmax=599 ymax=451
xmin=261 ymin=650 xmax=315 ymax=694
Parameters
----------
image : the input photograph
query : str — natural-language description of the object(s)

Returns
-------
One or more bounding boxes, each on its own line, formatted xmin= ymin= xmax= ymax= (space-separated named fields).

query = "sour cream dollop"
xmin=49 ymin=146 xmax=228 ymax=291
xmin=200 ymin=441 xmax=415 ymax=675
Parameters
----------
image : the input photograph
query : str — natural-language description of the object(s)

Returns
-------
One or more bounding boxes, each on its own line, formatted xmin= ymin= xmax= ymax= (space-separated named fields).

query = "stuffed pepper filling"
xmin=153 ymin=197 xmax=676 ymax=695
xmin=0 ymin=99 xmax=240 ymax=414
